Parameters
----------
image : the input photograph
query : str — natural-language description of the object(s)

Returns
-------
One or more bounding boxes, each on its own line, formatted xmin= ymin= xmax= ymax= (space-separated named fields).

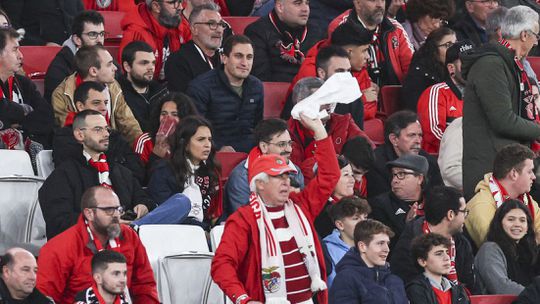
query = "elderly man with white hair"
xmin=462 ymin=5 xmax=540 ymax=200
xmin=211 ymin=114 xmax=340 ymax=304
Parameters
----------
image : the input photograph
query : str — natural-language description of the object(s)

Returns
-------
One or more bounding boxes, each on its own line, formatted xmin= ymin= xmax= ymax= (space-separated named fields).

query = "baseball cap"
xmin=445 ymin=40 xmax=474 ymax=65
xmin=248 ymin=154 xmax=298 ymax=184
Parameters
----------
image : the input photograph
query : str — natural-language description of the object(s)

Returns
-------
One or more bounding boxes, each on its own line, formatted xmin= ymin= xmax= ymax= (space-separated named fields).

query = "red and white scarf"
xmin=85 ymin=218 xmax=120 ymax=252
xmin=249 ymin=192 xmax=325 ymax=303
xmin=422 ymin=221 xmax=458 ymax=284
xmin=87 ymin=152 xmax=113 ymax=189
xmin=488 ymin=175 xmax=535 ymax=220
xmin=75 ymin=284 xmax=130 ymax=304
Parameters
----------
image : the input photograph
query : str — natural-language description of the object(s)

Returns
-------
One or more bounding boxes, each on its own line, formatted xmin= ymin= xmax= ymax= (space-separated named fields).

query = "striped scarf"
xmin=88 ymin=153 xmax=113 ymax=189
xmin=75 ymin=284 xmax=130 ymax=304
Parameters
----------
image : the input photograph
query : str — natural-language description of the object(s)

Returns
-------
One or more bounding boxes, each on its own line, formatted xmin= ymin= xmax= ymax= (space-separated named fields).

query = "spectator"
xmin=147 ymin=116 xmax=223 ymax=230
xmin=283 ymin=22 xmax=376 ymax=124
xmin=366 ymin=111 xmax=443 ymax=198
xmin=475 ymin=199 xmax=540 ymax=295
xmin=119 ymin=40 xmax=168 ymax=132
xmin=462 ymin=6 xmax=540 ymax=200
xmin=74 ymin=250 xmax=131 ymax=303
xmin=187 ymin=35 xmax=263 ymax=153
xmin=329 ymin=219 xmax=407 ymax=303
xmin=244 ymin=0 xmax=323 ymax=82
xmin=45 ymin=10 xmax=105 ymax=102
xmin=323 ymin=196 xmax=371 ymax=287
xmin=465 ymin=144 xmax=540 ymax=248
xmin=402 ymin=0 xmax=455 ymax=51
xmin=341 ymin=136 xmax=374 ymax=198
xmin=406 ymin=233 xmax=470 ymax=304
xmin=52 ymin=45 xmax=142 ymax=144
xmin=120 ymin=0 xmax=191 ymax=81
xmin=288 ymin=77 xmax=373 ymax=182
xmin=165 ymin=3 xmax=225 ymax=93
xmin=369 ymin=154 xmax=428 ymax=247
xmin=437 ymin=118 xmax=464 ymax=190
xmin=211 ymin=114 xmax=340 ymax=304
xmin=328 ymin=0 xmax=414 ymax=86
xmin=308 ymin=0 xmax=352 ymax=36
xmin=39 ymin=110 xmax=154 ymax=239
xmin=391 ymin=186 xmax=476 ymax=292
xmin=82 ymin=0 xmax=137 ymax=11
xmin=417 ymin=40 xmax=473 ymax=154
xmin=513 ymin=277 xmax=540 ymax=304
xmin=224 ymin=118 xmax=305 ymax=218
xmin=0 ymin=248 xmax=53 ymax=303
xmin=0 ymin=27 xmax=55 ymax=149
xmin=452 ymin=0 xmax=499 ymax=46
xmin=133 ymin=92 xmax=198 ymax=168
xmin=37 ymin=186 xmax=159 ymax=304
xmin=401 ymin=27 xmax=457 ymax=112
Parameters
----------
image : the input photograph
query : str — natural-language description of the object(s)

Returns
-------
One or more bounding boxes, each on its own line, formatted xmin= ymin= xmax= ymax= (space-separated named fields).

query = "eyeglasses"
xmin=79 ymin=126 xmax=112 ymax=135
xmin=437 ymin=41 xmax=454 ymax=49
xmin=194 ymin=21 xmax=229 ymax=30
xmin=392 ymin=171 xmax=418 ymax=180
xmin=158 ymin=0 xmax=182 ymax=7
xmin=91 ymin=206 xmax=125 ymax=216
xmin=81 ymin=31 xmax=108 ymax=40
xmin=528 ymin=30 xmax=540 ymax=41
xmin=455 ymin=208 xmax=470 ymax=217
xmin=264 ymin=140 xmax=293 ymax=149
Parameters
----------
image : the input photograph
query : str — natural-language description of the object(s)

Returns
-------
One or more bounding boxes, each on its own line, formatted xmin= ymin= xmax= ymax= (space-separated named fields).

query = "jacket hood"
xmin=335 ymin=247 xmax=392 ymax=279
xmin=474 ymin=173 xmax=493 ymax=194
xmin=121 ymin=3 xmax=156 ymax=34
xmin=461 ymin=43 xmax=514 ymax=81
xmin=323 ymin=229 xmax=351 ymax=251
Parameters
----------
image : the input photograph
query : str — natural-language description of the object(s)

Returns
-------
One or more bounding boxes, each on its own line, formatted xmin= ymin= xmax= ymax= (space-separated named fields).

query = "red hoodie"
xmin=82 ymin=0 xmax=137 ymax=11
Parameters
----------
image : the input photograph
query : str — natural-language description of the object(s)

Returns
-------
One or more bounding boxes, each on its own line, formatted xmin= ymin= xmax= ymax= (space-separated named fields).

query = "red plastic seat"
xmin=363 ymin=118 xmax=385 ymax=145
xmin=33 ymin=79 xmax=44 ymax=97
xmin=527 ymin=56 xmax=540 ymax=77
xmin=223 ymin=16 xmax=259 ymax=35
xmin=216 ymin=151 xmax=248 ymax=182
xmin=469 ymin=295 xmax=517 ymax=304
xmin=263 ymin=82 xmax=289 ymax=119
xmin=105 ymin=45 xmax=120 ymax=62
xmin=21 ymin=46 xmax=62 ymax=79
xmin=101 ymin=11 xmax=126 ymax=46
xmin=380 ymin=85 xmax=402 ymax=116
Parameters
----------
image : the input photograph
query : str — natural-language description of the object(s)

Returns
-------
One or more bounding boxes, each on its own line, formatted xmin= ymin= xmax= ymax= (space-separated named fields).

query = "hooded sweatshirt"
xmin=323 ymin=229 xmax=351 ymax=287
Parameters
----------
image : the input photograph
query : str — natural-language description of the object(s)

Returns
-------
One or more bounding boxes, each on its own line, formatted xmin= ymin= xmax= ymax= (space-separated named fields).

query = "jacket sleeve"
xmin=475 ymin=242 xmax=525 ymax=295
xmin=224 ymin=165 xmax=251 ymax=215
xmin=395 ymin=23 xmax=414 ymax=82
xmin=406 ymin=281 xmax=431 ymax=304
xmin=129 ymin=234 xmax=160 ymax=303
xmin=244 ymin=25 xmax=272 ymax=81
xmin=51 ymin=84 xmax=72 ymax=127
xmin=44 ymin=54 xmax=70 ymax=102
xmin=456 ymin=235 xmax=477 ymax=293
xmin=514 ymin=276 xmax=540 ymax=304
xmin=186 ymin=79 xmax=210 ymax=117
xmin=329 ymin=269 xmax=362 ymax=303
xmin=19 ymin=76 xmax=55 ymax=146
xmin=389 ymin=224 xmax=419 ymax=284
xmin=113 ymin=92 xmax=143 ymax=145
xmin=165 ymin=51 xmax=192 ymax=93
xmin=417 ymin=85 xmax=447 ymax=151
xmin=290 ymin=136 xmax=341 ymax=220
xmin=36 ymin=243 xmax=70 ymax=303
xmin=146 ymin=163 xmax=177 ymax=204
xmin=465 ymin=198 xmax=496 ymax=248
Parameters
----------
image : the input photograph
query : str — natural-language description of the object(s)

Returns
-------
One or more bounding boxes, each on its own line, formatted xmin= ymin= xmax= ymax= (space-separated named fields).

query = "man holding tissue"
xmin=288 ymin=76 xmax=374 ymax=182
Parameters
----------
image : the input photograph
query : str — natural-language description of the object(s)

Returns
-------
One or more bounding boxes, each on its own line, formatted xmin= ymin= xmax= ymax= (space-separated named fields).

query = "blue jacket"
xmin=329 ymin=247 xmax=408 ymax=304
xmin=223 ymin=158 xmax=304 ymax=218
xmin=323 ymin=229 xmax=351 ymax=287
xmin=187 ymin=69 xmax=264 ymax=153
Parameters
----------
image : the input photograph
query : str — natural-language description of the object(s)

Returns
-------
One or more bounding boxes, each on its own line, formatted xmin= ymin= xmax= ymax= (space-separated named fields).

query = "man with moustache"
xmin=39 ymin=110 xmax=154 ymax=239
xmin=120 ymin=0 xmax=192 ymax=81
xmin=165 ymin=3 xmax=225 ymax=93
xmin=37 ymin=186 xmax=159 ymax=304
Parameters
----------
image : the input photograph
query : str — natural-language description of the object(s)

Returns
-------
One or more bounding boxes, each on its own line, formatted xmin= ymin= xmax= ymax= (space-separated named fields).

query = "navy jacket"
xmin=187 ymin=69 xmax=264 ymax=152
xmin=329 ymin=247 xmax=408 ymax=304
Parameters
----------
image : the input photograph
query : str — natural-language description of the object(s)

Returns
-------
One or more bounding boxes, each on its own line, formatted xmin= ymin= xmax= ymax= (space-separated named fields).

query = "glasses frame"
xmin=437 ymin=41 xmax=454 ymax=49
xmin=392 ymin=171 xmax=418 ymax=180
xmin=264 ymin=140 xmax=294 ymax=149
xmin=78 ymin=126 xmax=112 ymax=135
xmin=90 ymin=206 xmax=125 ymax=216
xmin=193 ymin=21 xmax=229 ymax=30
xmin=81 ymin=31 xmax=108 ymax=40
xmin=454 ymin=208 xmax=470 ymax=217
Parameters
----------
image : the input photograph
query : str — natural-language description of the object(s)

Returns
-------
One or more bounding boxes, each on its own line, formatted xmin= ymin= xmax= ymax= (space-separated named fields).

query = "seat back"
xmin=263 ymin=82 xmax=289 ymax=119
xmin=0 ymin=150 xmax=34 ymax=176
xmin=380 ymin=85 xmax=402 ymax=116
xmin=223 ymin=16 xmax=259 ymax=35
xmin=101 ymin=11 xmax=126 ymax=46
xmin=363 ymin=118 xmax=385 ymax=145
xmin=105 ymin=45 xmax=120 ymax=62
xmin=36 ymin=150 xmax=54 ymax=178
xmin=208 ymin=225 xmax=232 ymax=303
xmin=210 ymin=224 xmax=225 ymax=252
xmin=527 ymin=56 xmax=540 ymax=77
xmin=469 ymin=295 xmax=517 ymax=304
xmin=215 ymin=151 xmax=248 ymax=182
xmin=21 ymin=46 xmax=62 ymax=79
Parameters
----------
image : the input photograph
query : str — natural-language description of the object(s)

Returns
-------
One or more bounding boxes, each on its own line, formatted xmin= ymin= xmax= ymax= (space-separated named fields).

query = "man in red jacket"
xmin=120 ymin=0 xmax=192 ymax=80
xmin=37 ymin=186 xmax=159 ymax=304
xmin=211 ymin=114 xmax=340 ymax=304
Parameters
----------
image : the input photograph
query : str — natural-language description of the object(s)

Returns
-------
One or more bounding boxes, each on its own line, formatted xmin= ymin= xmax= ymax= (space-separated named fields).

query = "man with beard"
xmin=165 ymin=3 xmax=225 ymax=93
xmin=119 ymin=41 xmax=168 ymax=132
xmin=416 ymin=41 xmax=474 ymax=154
xmin=74 ymin=250 xmax=131 ymax=304
xmin=37 ymin=186 xmax=159 ymax=304
xmin=38 ymin=110 xmax=154 ymax=239
xmin=120 ymin=0 xmax=192 ymax=81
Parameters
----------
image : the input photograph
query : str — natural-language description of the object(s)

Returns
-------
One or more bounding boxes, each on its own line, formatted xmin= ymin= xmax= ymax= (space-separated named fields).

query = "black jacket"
xmin=44 ymin=46 xmax=74 ymax=103
xmin=38 ymin=154 xmax=155 ymax=239
xmin=118 ymin=75 xmax=168 ymax=132
xmin=244 ymin=10 xmax=323 ymax=82
xmin=186 ymin=69 xmax=264 ymax=152
xmin=0 ymin=277 xmax=53 ymax=304
xmin=452 ymin=13 xmax=487 ymax=47
xmin=165 ymin=40 xmax=221 ymax=93
xmin=366 ymin=143 xmax=443 ymax=198
xmin=406 ymin=275 xmax=470 ymax=304
xmin=52 ymin=126 xmax=145 ymax=184
xmin=401 ymin=59 xmax=445 ymax=112
xmin=514 ymin=276 xmax=540 ymax=304
xmin=390 ymin=217 xmax=478 ymax=293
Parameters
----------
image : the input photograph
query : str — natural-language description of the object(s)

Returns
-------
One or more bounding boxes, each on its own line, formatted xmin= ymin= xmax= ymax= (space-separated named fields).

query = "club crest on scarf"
xmin=262 ymin=266 xmax=282 ymax=293
xmin=276 ymin=40 xmax=305 ymax=64
xmin=96 ymin=0 xmax=112 ymax=8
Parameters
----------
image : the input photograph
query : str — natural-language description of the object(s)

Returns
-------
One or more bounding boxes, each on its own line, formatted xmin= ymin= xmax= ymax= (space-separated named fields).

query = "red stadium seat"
xmin=21 ymin=46 xmax=62 ymax=79
xmin=33 ymin=78 xmax=44 ymax=97
xmin=363 ymin=118 xmax=385 ymax=145
xmin=469 ymin=295 xmax=517 ymax=304
xmin=105 ymin=45 xmax=120 ymax=62
xmin=223 ymin=16 xmax=259 ymax=35
xmin=263 ymin=82 xmax=289 ymax=119
xmin=528 ymin=56 xmax=540 ymax=77
xmin=101 ymin=11 xmax=126 ymax=46
xmin=380 ymin=85 xmax=402 ymax=116
xmin=216 ymin=151 xmax=248 ymax=182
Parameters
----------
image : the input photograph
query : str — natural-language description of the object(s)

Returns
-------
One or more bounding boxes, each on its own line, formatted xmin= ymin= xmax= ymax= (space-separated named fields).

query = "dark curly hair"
xmin=406 ymin=0 xmax=455 ymax=23
xmin=410 ymin=27 xmax=456 ymax=80
xmin=148 ymin=92 xmax=198 ymax=139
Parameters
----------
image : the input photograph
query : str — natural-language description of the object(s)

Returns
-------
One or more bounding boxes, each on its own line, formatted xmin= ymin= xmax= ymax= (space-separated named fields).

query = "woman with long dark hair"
xmin=475 ymin=200 xmax=540 ymax=294
xmin=402 ymin=27 xmax=457 ymax=111
xmin=147 ymin=116 xmax=223 ymax=229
